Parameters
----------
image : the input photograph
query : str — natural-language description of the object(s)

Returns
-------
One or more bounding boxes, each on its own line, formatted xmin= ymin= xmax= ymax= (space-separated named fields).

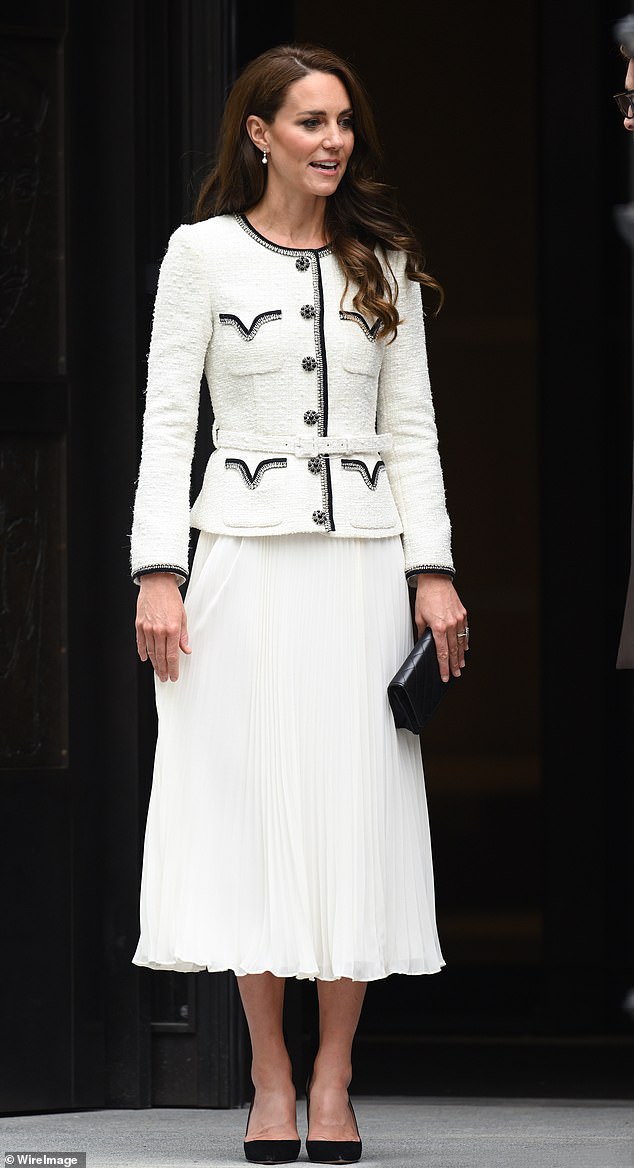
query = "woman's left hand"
xmin=414 ymin=573 xmax=469 ymax=682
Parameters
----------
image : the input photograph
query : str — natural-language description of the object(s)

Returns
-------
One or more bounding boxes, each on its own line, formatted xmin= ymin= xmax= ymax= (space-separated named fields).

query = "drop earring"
xmin=261 ymin=149 xmax=268 ymax=165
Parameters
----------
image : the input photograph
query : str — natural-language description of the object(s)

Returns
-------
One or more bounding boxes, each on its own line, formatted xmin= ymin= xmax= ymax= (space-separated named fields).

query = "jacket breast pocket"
xmin=221 ymin=457 xmax=287 ymax=528
xmin=340 ymin=310 xmax=383 ymax=379
xmin=218 ymin=309 xmax=283 ymax=374
xmin=340 ymin=458 xmax=401 ymax=531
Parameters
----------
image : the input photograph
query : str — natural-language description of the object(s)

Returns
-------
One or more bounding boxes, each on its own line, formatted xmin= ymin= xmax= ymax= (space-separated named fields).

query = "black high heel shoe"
xmin=305 ymin=1078 xmax=362 ymax=1164
xmin=243 ymin=1097 xmax=301 ymax=1164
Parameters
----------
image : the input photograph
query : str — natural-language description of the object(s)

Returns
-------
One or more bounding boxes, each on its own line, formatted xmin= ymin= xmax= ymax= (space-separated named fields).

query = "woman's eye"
xmin=299 ymin=116 xmax=353 ymax=130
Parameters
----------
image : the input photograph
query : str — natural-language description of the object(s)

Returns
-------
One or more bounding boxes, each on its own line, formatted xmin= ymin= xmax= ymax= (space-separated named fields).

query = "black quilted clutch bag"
xmin=387 ymin=627 xmax=460 ymax=734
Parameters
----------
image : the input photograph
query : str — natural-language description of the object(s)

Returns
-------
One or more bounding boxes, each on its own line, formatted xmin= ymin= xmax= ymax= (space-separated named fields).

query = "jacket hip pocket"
xmin=340 ymin=458 xmax=401 ymax=530
xmin=221 ymin=457 xmax=287 ymax=528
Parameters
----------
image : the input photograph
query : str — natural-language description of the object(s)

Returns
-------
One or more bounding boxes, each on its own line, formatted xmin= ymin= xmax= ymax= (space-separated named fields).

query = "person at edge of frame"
xmin=614 ymin=34 xmax=634 ymax=668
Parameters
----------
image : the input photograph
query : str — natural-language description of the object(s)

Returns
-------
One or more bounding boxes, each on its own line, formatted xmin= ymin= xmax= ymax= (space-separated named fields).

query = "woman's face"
xmin=254 ymin=72 xmax=354 ymax=199
xmin=625 ymin=57 xmax=634 ymax=131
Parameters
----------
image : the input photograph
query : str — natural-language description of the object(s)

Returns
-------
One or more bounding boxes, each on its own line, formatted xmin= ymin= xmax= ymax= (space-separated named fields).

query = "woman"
xmin=130 ymin=43 xmax=467 ymax=1165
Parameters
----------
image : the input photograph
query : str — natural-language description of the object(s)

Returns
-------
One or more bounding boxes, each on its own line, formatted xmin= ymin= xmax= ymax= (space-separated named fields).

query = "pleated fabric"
xmin=132 ymin=532 xmax=444 ymax=981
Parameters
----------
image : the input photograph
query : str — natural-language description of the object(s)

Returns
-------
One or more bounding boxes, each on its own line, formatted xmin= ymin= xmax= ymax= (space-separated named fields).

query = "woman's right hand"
xmin=135 ymin=573 xmax=191 ymax=682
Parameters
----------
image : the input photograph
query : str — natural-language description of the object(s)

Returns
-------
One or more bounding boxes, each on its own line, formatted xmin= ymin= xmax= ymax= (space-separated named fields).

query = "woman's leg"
xmin=237 ymin=972 xmax=299 ymax=1142
xmin=307 ymin=979 xmax=367 ymax=1141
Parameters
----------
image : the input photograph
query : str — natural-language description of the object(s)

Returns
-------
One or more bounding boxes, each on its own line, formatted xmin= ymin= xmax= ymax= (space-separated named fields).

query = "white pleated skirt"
xmin=132 ymin=531 xmax=444 ymax=981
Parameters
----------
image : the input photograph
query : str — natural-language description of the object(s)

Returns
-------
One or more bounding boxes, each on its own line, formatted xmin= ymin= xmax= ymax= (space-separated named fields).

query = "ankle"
xmin=309 ymin=1055 xmax=353 ymax=1091
xmin=251 ymin=1058 xmax=295 ymax=1093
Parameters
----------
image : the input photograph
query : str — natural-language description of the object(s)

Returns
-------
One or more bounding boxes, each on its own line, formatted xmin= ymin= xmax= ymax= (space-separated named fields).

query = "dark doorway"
xmin=291 ymin=0 xmax=634 ymax=1098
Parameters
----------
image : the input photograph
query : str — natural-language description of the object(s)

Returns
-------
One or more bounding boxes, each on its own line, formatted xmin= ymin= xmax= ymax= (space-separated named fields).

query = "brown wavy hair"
xmin=194 ymin=44 xmax=443 ymax=339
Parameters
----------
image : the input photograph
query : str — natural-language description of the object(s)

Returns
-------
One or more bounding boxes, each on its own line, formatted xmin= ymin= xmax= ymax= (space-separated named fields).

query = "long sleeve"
xmin=130 ymin=225 xmax=213 ymax=582
xmin=376 ymin=252 xmax=454 ymax=580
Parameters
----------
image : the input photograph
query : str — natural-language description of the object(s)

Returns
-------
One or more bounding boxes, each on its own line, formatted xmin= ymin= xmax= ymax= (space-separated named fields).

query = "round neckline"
xmin=235 ymin=213 xmax=332 ymax=257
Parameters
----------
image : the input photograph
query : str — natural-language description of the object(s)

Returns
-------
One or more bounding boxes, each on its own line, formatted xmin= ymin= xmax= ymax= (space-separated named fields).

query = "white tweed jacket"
xmin=130 ymin=213 xmax=454 ymax=584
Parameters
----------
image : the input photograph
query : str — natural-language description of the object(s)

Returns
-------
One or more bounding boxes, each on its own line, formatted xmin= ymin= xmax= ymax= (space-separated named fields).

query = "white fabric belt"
xmin=212 ymin=425 xmax=393 ymax=458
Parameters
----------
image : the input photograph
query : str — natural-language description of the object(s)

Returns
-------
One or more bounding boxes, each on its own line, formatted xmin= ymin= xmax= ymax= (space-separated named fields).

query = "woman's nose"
xmin=323 ymin=123 xmax=343 ymax=148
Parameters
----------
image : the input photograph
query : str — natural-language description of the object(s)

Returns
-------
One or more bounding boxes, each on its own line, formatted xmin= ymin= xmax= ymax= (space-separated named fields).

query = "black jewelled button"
xmin=308 ymin=457 xmax=321 ymax=474
xmin=302 ymin=356 xmax=317 ymax=372
xmin=300 ymin=304 xmax=316 ymax=320
xmin=303 ymin=409 xmax=319 ymax=426
xmin=312 ymin=510 xmax=327 ymax=525
xmin=296 ymin=256 xmax=310 ymax=272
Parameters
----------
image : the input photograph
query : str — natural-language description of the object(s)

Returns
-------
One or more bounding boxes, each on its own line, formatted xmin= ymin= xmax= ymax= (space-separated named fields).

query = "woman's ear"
xmin=246 ymin=115 xmax=269 ymax=152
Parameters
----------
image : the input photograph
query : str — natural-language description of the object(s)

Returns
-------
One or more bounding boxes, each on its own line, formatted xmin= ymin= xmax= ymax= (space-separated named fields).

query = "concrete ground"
xmin=2 ymin=1097 xmax=633 ymax=1168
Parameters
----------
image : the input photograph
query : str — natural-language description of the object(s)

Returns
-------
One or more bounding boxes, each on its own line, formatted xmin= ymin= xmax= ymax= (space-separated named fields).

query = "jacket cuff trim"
xmin=406 ymin=565 xmax=455 ymax=582
xmin=132 ymin=564 xmax=189 ymax=585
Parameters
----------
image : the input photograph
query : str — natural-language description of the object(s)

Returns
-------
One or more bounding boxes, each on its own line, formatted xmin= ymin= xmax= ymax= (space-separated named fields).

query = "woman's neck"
xmin=246 ymin=189 xmax=329 ymax=249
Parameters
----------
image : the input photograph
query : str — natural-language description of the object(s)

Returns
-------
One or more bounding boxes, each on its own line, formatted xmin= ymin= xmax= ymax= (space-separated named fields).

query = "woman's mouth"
xmin=310 ymin=160 xmax=340 ymax=173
